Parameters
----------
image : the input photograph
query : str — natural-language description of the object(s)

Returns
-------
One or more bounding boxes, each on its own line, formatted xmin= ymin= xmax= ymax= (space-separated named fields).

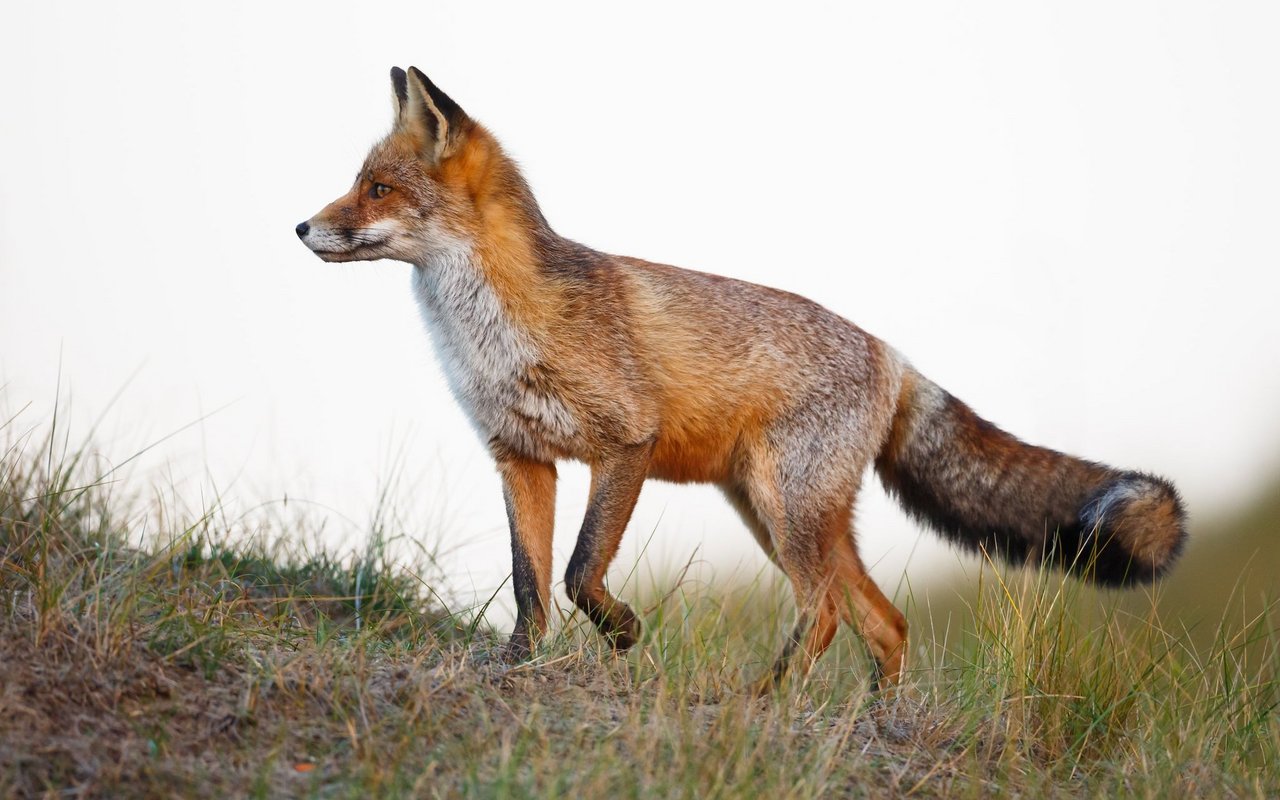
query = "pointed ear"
xmin=390 ymin=66 xmax=409 ymax=118
xmin=399 ymin=67 xmax=470 ymax=163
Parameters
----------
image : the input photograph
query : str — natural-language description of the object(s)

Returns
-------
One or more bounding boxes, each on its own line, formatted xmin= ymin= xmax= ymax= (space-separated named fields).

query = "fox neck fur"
xmin=409 ymin=233 xmax=583 ymax=463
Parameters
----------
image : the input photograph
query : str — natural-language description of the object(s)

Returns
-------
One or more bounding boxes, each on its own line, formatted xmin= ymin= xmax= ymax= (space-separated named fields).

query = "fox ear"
xmin=390 ymin=67 xmax=409 ymax=117
xmin=399 ymin=66 xmax=470 ymax=163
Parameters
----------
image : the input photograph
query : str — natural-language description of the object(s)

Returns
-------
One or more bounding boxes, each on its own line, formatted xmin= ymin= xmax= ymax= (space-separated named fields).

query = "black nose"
xmin=295 ymin=221 xmax=310 ymax=238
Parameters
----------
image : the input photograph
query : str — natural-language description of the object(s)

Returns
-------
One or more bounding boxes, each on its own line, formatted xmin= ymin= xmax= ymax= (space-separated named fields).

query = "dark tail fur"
xmin=874 ymin=368 xmax=1187 ymax=586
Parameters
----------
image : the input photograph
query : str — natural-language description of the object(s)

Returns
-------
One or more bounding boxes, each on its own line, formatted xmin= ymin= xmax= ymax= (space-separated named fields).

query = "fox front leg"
xmin=565 ymin=439 xmax=654 ymax=650
xmin=496 ymin=451 xmax=557 ymax=660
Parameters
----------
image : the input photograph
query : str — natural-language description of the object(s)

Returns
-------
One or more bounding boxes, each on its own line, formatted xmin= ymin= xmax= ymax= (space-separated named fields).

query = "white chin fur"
xmin=303 ymin=220 xmax=402 ymax=260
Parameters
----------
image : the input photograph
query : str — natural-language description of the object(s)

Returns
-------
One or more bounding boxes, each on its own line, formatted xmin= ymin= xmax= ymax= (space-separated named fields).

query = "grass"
xmin=1 ymin=414 xmax=1277 ymax=798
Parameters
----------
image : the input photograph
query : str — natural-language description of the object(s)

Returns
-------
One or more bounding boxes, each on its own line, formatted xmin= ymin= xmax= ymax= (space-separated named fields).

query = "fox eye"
xmin=371 ymin=183 xmax=393 ymax=199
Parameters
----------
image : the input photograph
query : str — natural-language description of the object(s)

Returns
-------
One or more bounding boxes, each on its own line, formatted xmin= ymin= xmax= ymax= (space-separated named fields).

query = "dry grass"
xmin=2 ymin=415 xmax=1277 ymax=798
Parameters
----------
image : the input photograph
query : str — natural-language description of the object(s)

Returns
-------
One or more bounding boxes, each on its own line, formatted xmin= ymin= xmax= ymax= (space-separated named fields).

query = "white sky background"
xmin=2 ymin=2 xmax=1279 ymax=622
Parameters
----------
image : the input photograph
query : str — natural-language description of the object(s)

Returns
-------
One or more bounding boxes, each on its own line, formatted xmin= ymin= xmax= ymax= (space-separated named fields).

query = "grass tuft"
xmin=1 ymin=411 xmax=1276 ymax=798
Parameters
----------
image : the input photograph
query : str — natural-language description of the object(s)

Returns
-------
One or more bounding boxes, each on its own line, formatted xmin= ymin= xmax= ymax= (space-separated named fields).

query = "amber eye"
xmin=371 ymin=183 xmax=392 ymax=199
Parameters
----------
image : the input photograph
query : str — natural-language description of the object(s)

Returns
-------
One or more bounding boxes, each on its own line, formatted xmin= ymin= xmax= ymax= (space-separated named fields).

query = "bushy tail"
xmin=874 ymin=367 xmax=1187 ymax=586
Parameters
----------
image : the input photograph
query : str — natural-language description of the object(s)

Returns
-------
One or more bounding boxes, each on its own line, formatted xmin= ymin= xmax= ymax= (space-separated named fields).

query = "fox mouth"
xmin=304 ymin=230 xmax=392 ymax=262
xmin=310 ymin=241 xmax=389 ymax=262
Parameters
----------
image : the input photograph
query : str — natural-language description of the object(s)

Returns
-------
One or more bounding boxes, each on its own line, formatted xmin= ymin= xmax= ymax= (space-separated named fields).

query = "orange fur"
xmin=299 ymin=67 xmax=1186 ymax=694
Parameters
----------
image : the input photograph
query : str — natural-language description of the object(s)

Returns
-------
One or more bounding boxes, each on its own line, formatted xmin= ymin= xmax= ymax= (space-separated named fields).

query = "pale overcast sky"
xmin=3 ymin=2 xmax=1278 ymax=619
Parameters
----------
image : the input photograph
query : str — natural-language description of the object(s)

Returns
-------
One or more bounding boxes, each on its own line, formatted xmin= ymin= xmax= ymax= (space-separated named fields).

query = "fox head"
xmin=296 ymin=67 xmax=491 ymax=264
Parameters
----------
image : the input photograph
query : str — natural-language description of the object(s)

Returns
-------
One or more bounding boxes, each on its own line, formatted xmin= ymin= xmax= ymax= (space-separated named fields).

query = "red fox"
xmin=298 ymin=67 xmax=1186 ymax=691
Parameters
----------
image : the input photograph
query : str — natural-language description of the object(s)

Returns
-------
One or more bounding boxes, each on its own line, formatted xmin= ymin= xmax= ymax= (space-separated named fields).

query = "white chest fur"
xmin=411 ymin=251 xmax=579 ymax=458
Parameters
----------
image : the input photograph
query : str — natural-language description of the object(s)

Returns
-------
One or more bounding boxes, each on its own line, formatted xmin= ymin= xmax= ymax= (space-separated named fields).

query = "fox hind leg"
xmin=735 ymin=422 xmax=906 ymax=694
xmin=721 ymin=483 xmax=780 ymax=567
xmin=735 ymin=448 xmax=853 ymax=694
xmin=828 ymin=533 xmax=908 ymax=690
